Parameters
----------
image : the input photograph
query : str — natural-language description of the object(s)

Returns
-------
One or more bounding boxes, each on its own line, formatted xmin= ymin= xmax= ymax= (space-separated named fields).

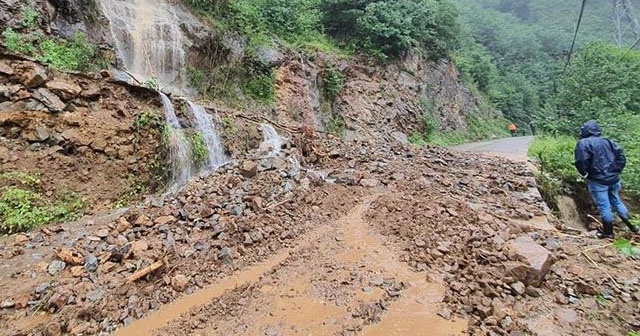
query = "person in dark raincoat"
xmin=574 ymin=120 xmax=638 ymax=238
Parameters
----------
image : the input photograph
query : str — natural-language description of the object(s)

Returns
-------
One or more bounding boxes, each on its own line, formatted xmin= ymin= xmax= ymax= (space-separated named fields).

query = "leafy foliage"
xmin=321 ymin=65 xmax=345 ymax=101
xmin=321 ymin=0 xmax=459 ymax=60
xmin=613 ymin=238 xmax=640 ymax=256
xmin=244 ymin=71 xmax=276 ymax=102
xmin=0 ymin=175 xmax=84 ymax=234
xmin=187 ymin=131 xmax=209 ymax=166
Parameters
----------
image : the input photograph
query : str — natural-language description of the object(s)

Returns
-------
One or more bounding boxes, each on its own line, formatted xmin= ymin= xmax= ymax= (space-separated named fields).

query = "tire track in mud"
xmin=146 ymin=195 xmax=466 ymax=336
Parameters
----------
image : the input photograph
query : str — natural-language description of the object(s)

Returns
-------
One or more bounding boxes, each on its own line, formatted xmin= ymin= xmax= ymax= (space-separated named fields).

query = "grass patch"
xmin=613 ymin=238 xmax=640 ymax=256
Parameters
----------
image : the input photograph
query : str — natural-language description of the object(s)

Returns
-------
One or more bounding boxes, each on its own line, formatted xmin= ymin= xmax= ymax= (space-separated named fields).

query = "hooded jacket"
xmin=574 ymin=120 xmax=626 ymax=185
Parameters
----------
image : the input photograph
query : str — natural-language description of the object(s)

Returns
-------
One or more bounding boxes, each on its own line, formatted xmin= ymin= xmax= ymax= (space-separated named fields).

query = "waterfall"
xmin=99 ymin=0 xmax=228 ymax=189
xmin=187 ymin=101 xmax=228 ymax=168
xmin=160 ymin=93 xmax=192 ymax=186
xmin=259 ymin=123 xmax=284 ymax=157
xmin=99 ymin=0 xmax=187 ymax=93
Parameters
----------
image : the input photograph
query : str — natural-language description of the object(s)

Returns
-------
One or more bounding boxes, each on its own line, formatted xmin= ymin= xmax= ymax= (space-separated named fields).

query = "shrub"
xmin=326 ymin=115 xmax=346 ymax=136
xmin=188 ymin=131 xmax=209 ymax=166
xmin=244 ymin=71 xmax=276 ymax=102
xmin=0 ymin=186 xmax=83 ymax=233
xmin=322 ymin=65 xmax=345 ymax=101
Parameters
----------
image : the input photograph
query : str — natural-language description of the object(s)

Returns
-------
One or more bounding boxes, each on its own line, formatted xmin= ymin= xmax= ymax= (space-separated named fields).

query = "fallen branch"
xmin=581 ymin=251 xmax=621 ymax=290
xmin=125 ymin=261 xmax=164 ymax=284
xmin=581 ymin=243 xmax=613 ymax=253
xmin=587 ymin=214 xmax=603 ymax=227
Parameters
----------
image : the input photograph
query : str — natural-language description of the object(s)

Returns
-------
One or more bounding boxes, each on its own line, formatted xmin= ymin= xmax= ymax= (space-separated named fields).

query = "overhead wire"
xmin=565 ymin=0 xmax=588 ymax=70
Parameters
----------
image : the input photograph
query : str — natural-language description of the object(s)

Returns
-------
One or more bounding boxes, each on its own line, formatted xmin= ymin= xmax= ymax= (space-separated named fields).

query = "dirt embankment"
xmin=1 ymin=54 xmax=166 ymax=212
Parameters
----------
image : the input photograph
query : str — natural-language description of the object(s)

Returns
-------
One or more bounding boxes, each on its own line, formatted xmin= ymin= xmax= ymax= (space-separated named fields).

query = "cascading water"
xmin=160 ymin=93 xmax=192 ymax=186
xmin=259 ymin=123 xmax=284 ymax=157
xmin=99 ymin=0 xmax=227 ymax=188
xmin=187 ymin=101 xmax=228 ymax=168
xmin=99 ymin=0 xmax=187 ymax=93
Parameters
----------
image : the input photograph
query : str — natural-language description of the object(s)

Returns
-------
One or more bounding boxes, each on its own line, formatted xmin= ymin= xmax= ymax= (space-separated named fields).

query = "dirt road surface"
xmin=452 ymin=136 xmax=535 ymax=162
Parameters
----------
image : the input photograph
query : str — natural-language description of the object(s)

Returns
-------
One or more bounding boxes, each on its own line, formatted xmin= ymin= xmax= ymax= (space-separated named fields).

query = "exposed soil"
xmin=1 ymin=55 xmax=166 ymax=212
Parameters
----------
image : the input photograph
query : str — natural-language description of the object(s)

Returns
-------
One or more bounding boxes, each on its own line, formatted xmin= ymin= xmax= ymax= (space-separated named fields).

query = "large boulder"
xmin=504 ymin=235 xmax=554 ymax=286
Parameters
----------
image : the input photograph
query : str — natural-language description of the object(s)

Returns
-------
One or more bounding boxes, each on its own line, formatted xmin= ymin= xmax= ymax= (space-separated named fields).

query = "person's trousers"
xmin=587 ymin=180 xmax=629 ymax=225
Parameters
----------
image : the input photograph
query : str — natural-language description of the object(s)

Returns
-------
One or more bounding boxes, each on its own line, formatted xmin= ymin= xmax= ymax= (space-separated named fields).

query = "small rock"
xmin=0 ymin=62 xmax=14 ymax=75
xmin=70 ymin=266 xmax=84 ymax=278
xmin=438 ymin=308 xmax=452 ymax=320
xmin=171 ymin=274 xmax=190 ymax=292
xmin=95 ymin=228 xmax=110 ymax=238
xmin=218 ymin=247 xmax=233 ymax=265
xmin=14 ymin=234 xmax=29 ymax=245
xmin=525 ymin=286 xmax=542 ymax=297
xmin=1 ymin=299 xmax=16 ymax=309
xmin=154 ymin=216 xmax=177 ymax=226
xmin=35 ymin=88 xmax=66 ymax=112
xmin=47 ymin=260 xmax=67 ymax=275
xmin=545 ymin=237 xmax=561 ymax=251
xmin=240 ymin=161 xmax=258 ymax=178
xmin=575 ymin=282 xmax=599 ymax=296
xmin=359 ymin=178 xmax=379 ymax=188
xmin=131 ymin=240 xmax=149 ymax=253
xmin=85 ymin=289 xmax=105 ymax=302
xmin=115 ymin=218 xmax=132 ymax=233
xmin=18 ymin=63 xmax=48 ymax=88
xmin=505 ymin=235 xmax=554 ymax=286
xmin=510 ymin=282 xmax=526 ymax=296
xmin=415 ymin=239 xmax=426 ymax=248
xmin=85 ymin=254 xmax=98 ymax=273
xmin=134 ymin=215 xmax=153 ymax=227
xmin=555 ymin=292 xmax=569 ymax=305
xmin=556 ymin=308 xmax=580 ymax=324
xmin=45 ymin=80 xmax=82 ymax=101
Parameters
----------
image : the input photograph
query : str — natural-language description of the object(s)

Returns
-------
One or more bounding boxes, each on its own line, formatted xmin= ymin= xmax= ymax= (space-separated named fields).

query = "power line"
xmin=565 ymin=0 xmax=588 ymax=70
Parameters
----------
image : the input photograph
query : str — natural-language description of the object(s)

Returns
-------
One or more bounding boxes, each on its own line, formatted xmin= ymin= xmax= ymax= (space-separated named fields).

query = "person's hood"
xmin=580 ymin=120 xmax=601 ymax=139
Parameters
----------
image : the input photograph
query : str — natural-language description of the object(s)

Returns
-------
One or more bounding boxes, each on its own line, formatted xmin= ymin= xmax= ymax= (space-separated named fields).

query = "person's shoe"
xmin=621 ymin=217 xmax=639 ymax=233
xmin=596 ymin=229 xmax=615 ymax=239
xmin=597 ymin=221 xmax=615 ymax=239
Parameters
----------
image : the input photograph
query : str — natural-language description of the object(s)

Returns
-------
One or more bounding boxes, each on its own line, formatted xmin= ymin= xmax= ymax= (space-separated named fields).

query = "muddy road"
xmin=2 ymin=138 xmax=640 ymax=336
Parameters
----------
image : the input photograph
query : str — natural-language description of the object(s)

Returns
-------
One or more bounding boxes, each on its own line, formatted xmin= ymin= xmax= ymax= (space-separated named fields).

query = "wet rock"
xmin=171 ymin=274 xmax=190 ymax=292
xmin=13 ymin=234 xmax=29 ymax=245
xmin=56 ymin=247 xmax=85 ymax=265
xmin=48 ymin=260 xmax=67 ymax=275
xmin=35 ymin=88 xmax=66 ymax=112
xmin=240 ymin=161 xmax=258 ymax=178
xmin=45 ymin=80 xmax=82 ymax=101
xmin=505 ymin=235 xmax=554 ymax=286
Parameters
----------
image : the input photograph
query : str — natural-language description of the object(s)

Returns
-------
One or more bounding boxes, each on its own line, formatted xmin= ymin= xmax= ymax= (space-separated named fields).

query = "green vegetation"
xmin=321 ymin=65 xmax=345 ymax=102
xmin=0 ymin=172 xmax=84 ymax=233
xmin=326 ymin=115 xmax=346 ymax=136
xmin=243 ymin=71 xmax=276 ymax=102
xmin=2 ymin=6 xmax=104 ymax=71
xmin=410 ymin=112 xmax=507 ymax=147
xmin=187 ymin=131 xmax=209 ymax=166
xmin=613 ymin=238 xmax=640 ymax=256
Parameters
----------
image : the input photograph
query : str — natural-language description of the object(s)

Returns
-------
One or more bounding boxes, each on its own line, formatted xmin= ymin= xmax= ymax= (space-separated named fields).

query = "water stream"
xmin=99 ymin=0 xmax=227 ymax=188
xmin=187 ymin=101 xmax=228 ymax=168
xmin=160 ymin=93 xmax=192 ymax=187
xmin=259 ymin=123 xmax=284 ymax=157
